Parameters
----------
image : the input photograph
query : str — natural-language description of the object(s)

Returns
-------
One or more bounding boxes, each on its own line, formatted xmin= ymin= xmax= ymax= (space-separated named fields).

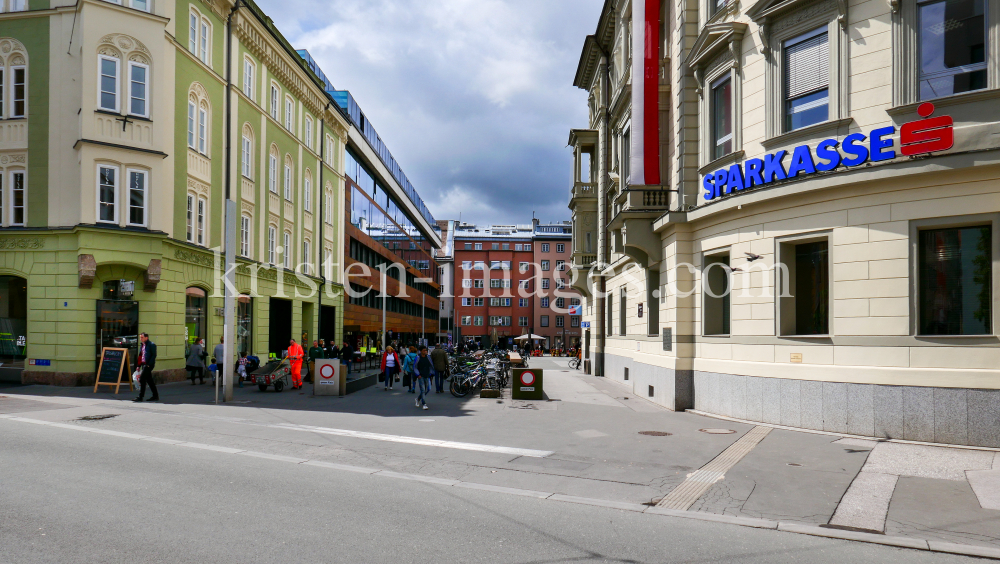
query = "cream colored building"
xmin=569 ymin=0 xmax=1000 ymax=446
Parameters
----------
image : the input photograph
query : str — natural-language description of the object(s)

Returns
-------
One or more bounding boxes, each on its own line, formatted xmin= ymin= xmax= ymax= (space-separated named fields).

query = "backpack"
xmin=403 ymin=352 xmax=417 ymax=374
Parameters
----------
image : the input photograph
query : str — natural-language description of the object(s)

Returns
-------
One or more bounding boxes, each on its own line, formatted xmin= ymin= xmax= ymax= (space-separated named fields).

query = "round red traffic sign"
xmin=320 ymin=364 xmax=335 ymax=379
xmin=520 ymin=371 xmax=535 ymax=386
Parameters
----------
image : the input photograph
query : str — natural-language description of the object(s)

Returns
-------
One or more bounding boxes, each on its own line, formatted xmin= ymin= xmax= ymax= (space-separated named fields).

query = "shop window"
xmin=703 ymin=253 xmax=731 ymax=336
xmin=237 ymin=295 xmax=253 ymax=355
xmin=185 ymin=287 xmax=207 ymax=353
xmin=918 ymin=0 xmax=987 ymax=100
xmin=918 ymin=225 xmax=992 ymax=335
xmin=778 ymin=237 xmax=830 ymax=336
xmin=784 ymin=28 xmax=829 ymax=132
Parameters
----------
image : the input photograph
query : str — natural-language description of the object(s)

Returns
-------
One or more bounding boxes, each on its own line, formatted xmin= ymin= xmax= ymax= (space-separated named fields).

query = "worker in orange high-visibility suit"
xmin=286 ymin=339 xmax=305 ymax=390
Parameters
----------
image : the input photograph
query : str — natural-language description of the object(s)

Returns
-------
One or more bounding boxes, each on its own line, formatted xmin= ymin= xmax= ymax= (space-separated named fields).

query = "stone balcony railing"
xmin=570 ymin=182 xmax=596 ymax=205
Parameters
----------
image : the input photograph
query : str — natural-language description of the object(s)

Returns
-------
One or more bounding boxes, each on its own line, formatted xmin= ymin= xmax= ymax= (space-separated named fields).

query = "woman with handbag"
xmin=186 ymin=338 xmax=206 ymax=385
xmin=380 ymin=346 xmax=401 ymax=391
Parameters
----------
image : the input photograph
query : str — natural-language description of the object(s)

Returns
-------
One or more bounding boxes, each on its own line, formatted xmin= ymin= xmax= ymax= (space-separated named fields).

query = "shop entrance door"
xmin=96 ymin=299 xmax=139 ymax=374
xmin=269 ymin=298 xmax=292 ymax=358
xmin=0 ymin=275 xmax=27 ymax=383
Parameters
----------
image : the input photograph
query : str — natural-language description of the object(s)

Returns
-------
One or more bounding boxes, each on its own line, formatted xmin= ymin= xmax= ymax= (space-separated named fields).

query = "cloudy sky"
xmin=257 ymin=0 xmax=604 ymax=227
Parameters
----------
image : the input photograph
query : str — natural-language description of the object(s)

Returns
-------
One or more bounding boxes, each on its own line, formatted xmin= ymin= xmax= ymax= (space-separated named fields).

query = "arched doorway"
xmin=0 ymin=275 xmax=27 ymax=382
xmin=185 ymin=287 xmax=208 ymax=358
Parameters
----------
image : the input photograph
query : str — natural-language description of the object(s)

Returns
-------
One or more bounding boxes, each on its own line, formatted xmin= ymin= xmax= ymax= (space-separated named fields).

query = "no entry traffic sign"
xmin=512 ymin=368 xmax=543 ymax=400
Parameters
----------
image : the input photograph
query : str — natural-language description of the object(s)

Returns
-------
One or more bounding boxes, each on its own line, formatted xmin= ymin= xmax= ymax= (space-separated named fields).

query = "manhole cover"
xmin=699 ymin=428 xmax=736 ymax=434
xmin=78 ymin=414 xmax=119 ymax=421
xmin=638 ymin=431 xmax=672 ymax=436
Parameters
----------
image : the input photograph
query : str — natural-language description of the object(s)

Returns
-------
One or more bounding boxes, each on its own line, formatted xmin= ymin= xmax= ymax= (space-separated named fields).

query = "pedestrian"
xmin=340 ymin=341 xmax=353 ymax=374
xmin=308 ymin=340 xmax=324 ymax=384
xmin=133 ymin=332 xmax=159 ymax=403
xmin=403 ymin=345 xmax=418 ymax=393
xmin=213 ymin=337 xmax=225 ymax=386
xmin=430 ymin=345 xmax=448 ymax=393
xmin=414 ymin=346 xmax=434 ymax=410
xmin=286 ymin=338 xmax=305 ymax=390
xmin=328 ymin=340 xmax=340 ymax=361
xmin=186 ymin=338 xmax=206 ymax=385
xmin=380 ymin=346 xmax=401 ymax=391
xmin=236 ymin=351 xmax=248 ymax=388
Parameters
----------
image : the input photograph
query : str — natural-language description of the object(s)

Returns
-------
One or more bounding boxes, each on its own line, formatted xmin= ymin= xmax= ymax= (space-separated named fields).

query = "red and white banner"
xmin=630 ymin=0 xmax=661 ymax=186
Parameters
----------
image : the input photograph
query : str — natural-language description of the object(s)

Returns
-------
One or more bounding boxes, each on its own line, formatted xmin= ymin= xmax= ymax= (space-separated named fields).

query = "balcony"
xmin=615 ymin=188 xmax=672 ymax=214
xmin=568 ymin=128 xmax=598 ymax=212
xmin=569 ymin=182 xmax=596 ymax=208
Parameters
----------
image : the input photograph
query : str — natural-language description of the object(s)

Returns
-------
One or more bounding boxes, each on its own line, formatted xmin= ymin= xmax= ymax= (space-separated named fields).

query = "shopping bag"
xmin=402 ymin=372 xmax=411 ymax=387
xmin=131 ymin=369 xmax=141 ymax=388
xmin=378 ymin=372 xmax=384 ymax=383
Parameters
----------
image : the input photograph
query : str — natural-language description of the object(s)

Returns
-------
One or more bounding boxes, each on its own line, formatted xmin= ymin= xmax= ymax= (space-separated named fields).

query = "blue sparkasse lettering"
xmin=842 ymin=132 xmax=869 ymax=167
xmin=763 ymin=150 xmax=787 ymax=182
xmin=703 ymin=173 xmax=716 ymax=200
xmin=728 ymin=164 xmax=746 ymax=191
xmin=786 ymin=144 xmax=817 ymax=178
xmin=714 ymin=168 xmax=729 ymax=197
xmin=744 ymin=158 xmax=764 ymax=187
xmin=869 ymin=126 xmax=896 ymax=162
xmin=815 ymin=139 xmax=841 ymax=171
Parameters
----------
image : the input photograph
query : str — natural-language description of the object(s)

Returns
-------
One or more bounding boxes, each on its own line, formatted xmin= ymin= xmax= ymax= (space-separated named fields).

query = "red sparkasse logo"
xmin=900 ymin=102 xmax=954 ymax=156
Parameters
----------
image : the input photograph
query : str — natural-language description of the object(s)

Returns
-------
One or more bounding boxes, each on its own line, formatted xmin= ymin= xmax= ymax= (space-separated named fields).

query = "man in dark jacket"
xmin=430 ymin=346 xmax=448 ymax=393
xmin=134 ymin=332 xmax=159 ymax=402
xmin=340 ymin=342 xmax=354 ymax=374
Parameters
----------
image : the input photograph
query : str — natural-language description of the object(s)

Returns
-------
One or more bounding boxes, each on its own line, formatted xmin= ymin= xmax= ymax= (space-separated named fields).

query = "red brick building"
xmin=532 ymin=222 xmax=581 ymax=350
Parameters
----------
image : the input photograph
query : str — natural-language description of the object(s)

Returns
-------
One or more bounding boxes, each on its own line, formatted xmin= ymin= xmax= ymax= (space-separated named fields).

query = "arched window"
xmin=187 ymin=82 xmax=211 ymax=156
xmin=97 ymin=34 xmax=150 ymax=117
xmin=268 ymin=145 xmax=278 ymax=193
xmin=303 ymin=169 xmax=312 ymax=212
xmin=0 ymin=39 xmax=28 ymax=119
xmin=240 ymin=213 xmax=252 ymax=258
xmin=283 ymin=155 xmax=293 ymax=201
xmin=324 ymin=182 xmax=333 ymax=224
xmin=241 ymin=123 xmax=253 ymax=179
xmin=189 ymin=7 xmax=211 ymax=66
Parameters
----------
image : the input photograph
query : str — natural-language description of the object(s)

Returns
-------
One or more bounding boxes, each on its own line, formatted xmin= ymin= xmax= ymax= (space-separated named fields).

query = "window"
xmin=541 ymin=279 xmax=550 ymax=289
xmin=129 ymin=0 xmax=149 ymax=12
xmin=98 ymin=56 xmax=119 ymax=112
xmin=187 ymin=101 xmax=195 ymax=148
xmin=620 ymin=287 xmax=627 ymax=335
xmin=784 ymin=28 xmax=829 ymax=132
xmin=710 ymin=0 xmax=728 ymax=18
xmin=711 ymin=75 xmax=732 ymax=159
xmin=519 ymin=298 xmax=528 ymax=307
xmin=305 ymin=117 xmax=313 ymax=149
xmin=9 ymin=171 xmax=23 ymax=226
xmin=125 ymin=61 xmax=148 ymax=117
xmin=474 ymin=316 xmax=483 ymax=326
xmin=474 ymin=298 xmax=484 ymax=307
xmin=302 ymin=240 xmax=311 ymax=275
xmin=541 ymin=297 xmax=550 ymax=308
xmin=474 ymin=279 xmax=484 ymax=288
xmin=519 ymin=262 xmax=529 ymax=272
xmin=462 ymin=298 xmax=472 ymax=307
xmin=542 ymin=243 xmax=550 ymax=252
xmin=283 ymin=231 xmax=292 ymax=268
xmin=126 ymin=169 xmax=146 ymax=227
xmin=284 ymin=96 xmax=294 ymax=131
xmin=502 ymin=243 xmax=510 ymax=250
xmin=778 ymin=238 xmax=830 ymax=336
xmin=97 ymin=165 xmax=117 ymax=223
xmin=703 ymin=253 xmax=731 ymax=336
xmin=186 ymin=194 xmax=194 ymax=242
xmin=304 ymin=172 xmax=312 ymax=211
xmin=556 ymin=316 xmax=565 ymax=327
xmin=189 ymin=11 xmax=198 ymax=53
xmin=490 ymin=260 xmax=502 ymax=270
xmin=461 ymin=279 xmax=473 ymax=288
xmin=270 ymin=84 xmax=279 ymax=120
xmin=490 ymin=279 xmax=511 ymax=288
xmin=540 ymin=316 xmax=549 ymax=327
xmin=502 ymin=261 xmax=511 ymax=269
xmin=465 ymin=243 xmax=472 ymax=250
xmin=524 ymin=244 xmax=531 ymax=251
xmin=557 ymin=244 xmax=565 ymax=253
xmin=198 ymin=104 xmax=207 ymax=154
xmin=462 ymin=316 xmax=472 ymax=326
xmin=586 ymin=233 xmax=592 ymax=253
xmin=607 ymin=288 xmax=614 ymax=336
xmin=556 ymin=260 xmax=565 ymax=271
xmin=515 ymin=244 xmax=523 ymax=251
xmin=283 ymin=158 xmax=292 ymax=200
xmin=461 ymin=261 xmax=472 ymax=270
xmin=474 ymin=261 xmax=485 ymax=270
xmin=556 ymin=297 xmax=565 ymax=309
xmin=325 ymin=188 xmax=333 ymax=222
xmin=519 ymin=280 xmax=530 ymax=289
xmin=918 ymin=0 xmax=988 ymax=100
xmin=475 ymin=243 xmax=482 ymax=250
xmin=190 ymin=9 xmax=211 ymax=64
xmin=199 ymin=19 xmax=210 ymax=64
xmin=919 ymin=225 xmax=992 ymax=335
xmin=492 ymin=243 xmax=499 ymax=250
xmin=519 ymin=316 xmax=529 ymax=326
xmin=242 ymin=57 xmax=255 ymax=101
xmin=541 ymin=260 xmax=550 ymax=271
xmin=11 ymin=66 xmax=24 ymax=118
xmin=241 ymin=129 xmax=253 ymax=179
xmin=268 ymin=226 xmax=276 ymax=264
xmin=197 ymin=197 xmax=206 ymax=245
xmin=490 ymin=298 xmax=511 ymax=307
xmin=268 ymin=148 xmax=278 ymax=193
xmin=240 ymin=214 xmax=251 ymax=257
xmin=571 ymin=317 xmax=580 ymax=327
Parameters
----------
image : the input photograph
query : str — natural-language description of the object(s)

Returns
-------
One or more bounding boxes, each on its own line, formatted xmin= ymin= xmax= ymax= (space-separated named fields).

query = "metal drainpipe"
xmin=318 ymin=107 xmax=329 ymax=346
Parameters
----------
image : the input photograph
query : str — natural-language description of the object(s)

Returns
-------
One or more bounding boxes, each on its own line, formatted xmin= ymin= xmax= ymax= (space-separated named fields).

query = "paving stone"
xmin=829 ymin=471 xmax=898 ymax=532
xmin=846 ymin=383 xmax=875 ymax=437
xmin=967 ymin=469 xmax=1000 ymax=510
xmin=822 ymin=381 xmax=848 ymax=434
xmin=863 ymin=442 xmax=993 ymax=480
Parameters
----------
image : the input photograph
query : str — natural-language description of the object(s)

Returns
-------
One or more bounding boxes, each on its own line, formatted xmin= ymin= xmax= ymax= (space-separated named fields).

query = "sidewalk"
xmin=2 ymin=357 xmax=998 ymax=558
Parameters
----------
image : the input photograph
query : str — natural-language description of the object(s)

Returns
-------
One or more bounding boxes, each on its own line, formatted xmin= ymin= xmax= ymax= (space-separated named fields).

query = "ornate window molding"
xmin=686 ymin=23 xmax=747 ymax=169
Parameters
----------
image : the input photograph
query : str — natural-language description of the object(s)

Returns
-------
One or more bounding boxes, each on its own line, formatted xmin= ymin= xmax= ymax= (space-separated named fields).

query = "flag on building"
xmin=630 ymin=0 xmax=661 ymax=186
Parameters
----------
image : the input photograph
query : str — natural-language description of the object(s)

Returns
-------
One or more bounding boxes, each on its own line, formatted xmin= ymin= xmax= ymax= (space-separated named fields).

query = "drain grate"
xmin=77 ymin=414 xmax=119 ymax=421
xmin=639 ymin=431 xmax=672 ymax=436
xmin=698 ymin=428 xmax=736 ymax=434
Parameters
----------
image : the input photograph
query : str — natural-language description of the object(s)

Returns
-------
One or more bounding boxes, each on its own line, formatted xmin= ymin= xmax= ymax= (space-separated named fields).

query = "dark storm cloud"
xmin=258 ymin=0 xmax=603 ymax=226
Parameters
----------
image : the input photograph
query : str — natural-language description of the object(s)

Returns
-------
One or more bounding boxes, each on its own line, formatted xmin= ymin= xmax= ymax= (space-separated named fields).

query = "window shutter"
xmin=784 ymin=32 xmax=829 ymax=99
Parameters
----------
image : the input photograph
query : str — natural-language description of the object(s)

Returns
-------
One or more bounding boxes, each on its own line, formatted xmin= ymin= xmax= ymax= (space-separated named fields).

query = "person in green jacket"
xmin=307 ymin=340 xmax=324 ymax=383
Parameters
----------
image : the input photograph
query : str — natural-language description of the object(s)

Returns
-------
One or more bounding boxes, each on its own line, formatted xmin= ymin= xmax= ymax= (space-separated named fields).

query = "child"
xmin=237 ymin=352 xmax=249 ymax=388
xmin=209 ymin=357 xmax=218 ymax=386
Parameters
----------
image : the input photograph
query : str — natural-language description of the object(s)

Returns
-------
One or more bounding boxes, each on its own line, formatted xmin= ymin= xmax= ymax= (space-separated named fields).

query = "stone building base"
xmin=22 ymin=368 xmax=189 ymax=387
xmin=605 ymin=353 xmax=693 ymax=411
xmin=693 ymin=371 xmax=1000 ymax=448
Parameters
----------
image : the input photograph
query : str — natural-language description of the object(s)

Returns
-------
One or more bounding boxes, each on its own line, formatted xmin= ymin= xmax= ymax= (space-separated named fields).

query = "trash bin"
xmin=512 ymin=368 xmax=543 ymax=400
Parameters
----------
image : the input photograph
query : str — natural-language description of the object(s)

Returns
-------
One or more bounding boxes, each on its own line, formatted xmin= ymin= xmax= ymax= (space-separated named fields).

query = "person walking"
xmin=186 ymin=338 xmax=206 ymax=385
xmin=340 ymin=342 xmax=353 ymax=374
xmin=308 ymin=340 xmax=324 ymax=384
xmin=327 ymin=341 xmax=340 ymax=362
xmin=133 ymin=332 xmax=159 ymax=403
xmin=414 ymin=347 xmax=433 ymax=410
xmin=213 ymin=338 xmax=226 ymax=386
xmin=403 ymin=346 xmax=418 ymax=393
xmin=380 ymin=346 xmax=401 ymax=391
xmin=286 ymin=338 xmax=305 ymax=390
xmin=430 ymin=345 xmax=448 ymax=393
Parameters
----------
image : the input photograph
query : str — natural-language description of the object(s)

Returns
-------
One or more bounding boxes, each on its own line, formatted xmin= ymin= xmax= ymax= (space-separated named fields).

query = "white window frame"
xmin=8 ymin=170 xmax=24 ymax=226
xmin=97 ymin=55 xmax=120 ymax=112
xmin=270 ymin=83 xmax=280 ymax=120
xmin=304 ymin=173 xmax=312 ymax=212
xmin=240 ymin=214 xmax=251 ymax=257
xmin=269 ymin=149 xmax=278 ymax=193
xmin=268 ymin=225 xmax=277 ymax=264
xmin=283 ymin=231 xmax=292 ymax=268
xmin=125 ymin=168 xmax=147 ymax=227
xmin=302 ymin=240 xmax=311 ymax=275
xmin=96 ymin=164 xmax=118 ymax=224
xmin=187 ymin=100 xmax=196 ymax=148
xmin=197 ymin=197 xmax=206 ymax=245
xmin=462 ymin=298 xmax=472 ymax=307
xmin=542 ymin=243 xmax=550 ymax=252
xmin=284 ymin=95 xmax=294 ymax=131
xmin=10 ymin=65 xmax=25 ymax=118
xmin=127 ymin=61 xmax=149 ymax=118
xmin=199 ymin=18 xmax=211 ymax=64
xmin=283 ymin=160 xmax=292 ymax=200
xmin=304 ymin=117 xmax=313 ymax=149
xmin=556 ymin=244 xmax=565 ymax=253
xmin=198 ymin=104 xmax=208 ymax=154
xmin=186 ymin=194 xmax=194 ymax=242
xmin=242 ymin=56 xmax=255 ymax=101
xmin=241 ymin=132 xmax=253 ymax=179
xmin=189 ymin=11 xmax=198 ymax=53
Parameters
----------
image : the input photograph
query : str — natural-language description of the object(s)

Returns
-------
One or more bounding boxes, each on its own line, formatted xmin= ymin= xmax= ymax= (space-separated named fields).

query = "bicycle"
xmin=568 ymin=356 xmax=582 ymax=370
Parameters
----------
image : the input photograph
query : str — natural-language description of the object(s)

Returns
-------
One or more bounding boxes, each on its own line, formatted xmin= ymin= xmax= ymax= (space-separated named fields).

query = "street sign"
xmin=568 ymin=305 xmax=582 ymax=315
xmin=581 ymin=322 xmax=590 ymax=328
xmin=512 ymin=368 xmax=543 ymax=400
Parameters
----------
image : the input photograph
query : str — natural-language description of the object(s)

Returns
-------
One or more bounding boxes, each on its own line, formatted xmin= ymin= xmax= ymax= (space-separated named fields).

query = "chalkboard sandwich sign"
xmin=94 ymin=347 xmax=133 ymax=394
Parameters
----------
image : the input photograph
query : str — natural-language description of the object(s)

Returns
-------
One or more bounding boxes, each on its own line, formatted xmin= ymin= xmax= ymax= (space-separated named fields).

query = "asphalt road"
xmin=0 ymin=416 xmax=987 ymax=563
